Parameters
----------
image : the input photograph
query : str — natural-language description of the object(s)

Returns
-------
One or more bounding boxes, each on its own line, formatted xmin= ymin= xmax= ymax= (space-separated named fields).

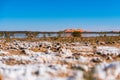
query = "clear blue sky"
xmin=0 ymin=0 xmax=120 ymax=31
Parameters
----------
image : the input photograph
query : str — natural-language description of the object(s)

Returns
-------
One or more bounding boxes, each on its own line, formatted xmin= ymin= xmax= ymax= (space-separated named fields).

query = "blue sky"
xmin=0 ymin=0 xmax=120 ymax=31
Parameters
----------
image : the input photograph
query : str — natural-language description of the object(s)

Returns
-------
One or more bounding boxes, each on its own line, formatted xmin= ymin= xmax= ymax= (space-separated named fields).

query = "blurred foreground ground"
xmin=0 ymin=36 xmax=120 ymax=80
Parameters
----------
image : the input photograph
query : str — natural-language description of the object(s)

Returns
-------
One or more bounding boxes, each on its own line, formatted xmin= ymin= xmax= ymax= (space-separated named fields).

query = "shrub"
xmin=72 ymin=31 xmax=82 ymax=37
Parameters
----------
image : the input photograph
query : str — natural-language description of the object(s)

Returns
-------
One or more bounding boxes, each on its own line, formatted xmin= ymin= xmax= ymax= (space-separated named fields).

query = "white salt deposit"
xmin=0 ymin=62 xmax=84 ymax=80
xmin=73 ymin=46 xmax=93 ymax=52
xmin=0 ymin=50 xmax=9 ymax=54
xmin=95 ymin=46 xmax=120 ymax=56
xmin=0 ymin=40 xmax=120 ymax=80
xmin=94 ymin=62 xmax=120 ymax=80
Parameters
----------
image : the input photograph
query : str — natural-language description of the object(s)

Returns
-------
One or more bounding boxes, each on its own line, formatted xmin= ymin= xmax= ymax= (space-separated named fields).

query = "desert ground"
xmin=0 ymin=37 xmax=120 ymax=80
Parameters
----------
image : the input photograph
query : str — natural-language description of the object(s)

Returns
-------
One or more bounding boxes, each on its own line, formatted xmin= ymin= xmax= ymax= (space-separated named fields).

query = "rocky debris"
xmin=90 ymin=57 xmax=102 ymax=63
xmin=106 ymin=56 xmax=113 ymax=61
xmin=71 ymin=64 xmax=88 ymax=72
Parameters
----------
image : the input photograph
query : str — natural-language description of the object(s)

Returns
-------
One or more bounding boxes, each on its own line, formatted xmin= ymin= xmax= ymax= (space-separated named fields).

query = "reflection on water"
xmin=14 ymin=34 xmax=27 ymax=38
xmin=37 ymin=34 xmax=58 ymax=38
xmin=0 ymin=33 xmax=119 ymax=38
xmin=83 ymin=34 xmax=119 ymax=37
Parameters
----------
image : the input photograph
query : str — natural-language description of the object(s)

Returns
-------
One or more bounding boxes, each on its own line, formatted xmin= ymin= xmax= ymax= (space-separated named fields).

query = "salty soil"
xmin=0 ymin=37 xmax=120 ymax=80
